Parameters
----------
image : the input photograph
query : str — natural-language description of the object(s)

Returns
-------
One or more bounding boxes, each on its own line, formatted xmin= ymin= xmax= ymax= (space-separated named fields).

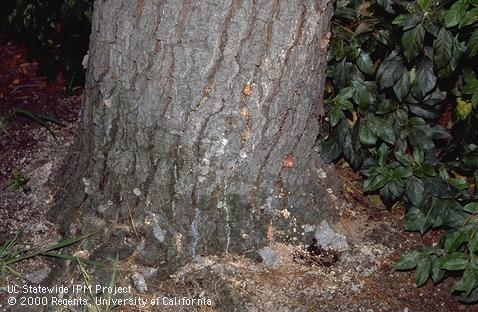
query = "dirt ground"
xmin=0 ymin=37 xmax=476 ymax=312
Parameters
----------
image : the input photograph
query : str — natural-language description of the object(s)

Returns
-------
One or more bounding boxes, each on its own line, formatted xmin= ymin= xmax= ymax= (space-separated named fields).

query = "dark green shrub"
xmin=322 ymin=0 xmax=478 ymax=301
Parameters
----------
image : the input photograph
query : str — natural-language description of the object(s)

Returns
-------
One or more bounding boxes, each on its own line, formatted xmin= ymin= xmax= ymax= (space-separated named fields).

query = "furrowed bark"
xmin=51 ymin=0 xmax=339 ymax=276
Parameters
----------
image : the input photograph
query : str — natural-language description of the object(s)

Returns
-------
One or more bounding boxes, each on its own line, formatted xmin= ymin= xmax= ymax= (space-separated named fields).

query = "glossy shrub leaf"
xmin=423 ymin=177 xmax=454 ymax=198
xmin=463 ymin=269 xmax=478 ymax=296
xmin=469 ymin=231 xmax=478 ymax=254
xmin=405 ymin=206 xmax=426 ymax=231
xmin=450 ymin=35 xmax=464 ymax=71
xmin=320 ymin=132 xmax=342 ymax=163
xmin=368 ymin=115 xmax=395 ymax=144
xmin=334 ymin=59 xmax=353 ymax=88
xmin=444 ymin=0 xmax=469 ymax=28
xmin=458 ymin=7 xmax=478 ymax=28
xmin=374 ymin=30 xmax=392 ymax=46
xmin=356 ymin=51 xmax=375 ymax=75
xmin=416 ymin=57 xmax=437 ymax=96
xmin=433 ymin=28 xmax=453 ymax=70
xmin=413 ymin=147 xmax=425 ymax=165
xmin=403 ymin=14 xmax=421 ymax=30
xmin=343 ymin=133 xmax=362 ymax=169
xmin=408 ymin=104 xmax=439 ymax=119
xmin=443 ymin=230 xmax=466 ymax=253
xmin=395 ymin=150 xmax=413 ymax=167
xmin=402 ymin=24 xmax=425 ymax=61
xmin=406 ymin=177 xmax=425 ymax=206
xmin=432 ymin=256 xmax=446 ymax=283
xmin=418 ymin=0 xmax=430 ymax=11
xmin=396 ymin=251 xmax=422 ymax=270
xmin=467 ymin=29 xmax=478 ymax=57
xmin=416 ymin=256 xmax=431 ymax=286
xmin=441 ymin=252 xmax=468 ymax=270
xmin=377 ymin=52 xmax=404 ymax=88
xmin=359 ymin=120 xmax=377 ymax=146
xmin=440 ymin=199 xmax=468 ymax=228
xmin=393 ymin=70 xmax=410 ymax=102
xmin=364 ymin=173 xmax=389 ymax=192
xmin=464 ymin=202 xmax=478 ymax=213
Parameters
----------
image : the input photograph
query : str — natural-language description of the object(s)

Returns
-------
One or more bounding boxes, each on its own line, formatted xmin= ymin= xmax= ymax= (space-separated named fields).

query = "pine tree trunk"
xmin=50 ymin=0 xmax=339 ymax=276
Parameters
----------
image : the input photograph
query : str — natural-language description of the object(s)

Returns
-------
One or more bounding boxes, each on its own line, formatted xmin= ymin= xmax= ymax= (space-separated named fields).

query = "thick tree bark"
xmin=51 ymin=0 xmax=338 ymax=276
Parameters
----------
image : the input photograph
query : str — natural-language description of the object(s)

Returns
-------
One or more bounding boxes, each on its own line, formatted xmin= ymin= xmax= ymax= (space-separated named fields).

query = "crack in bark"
xmin=159 ymin=0 xmax=192 ymax=120
xmin=252 ymin=4 xmax=307 ymax=203
xmin=193 ymin=0 xmax=242 ymax=111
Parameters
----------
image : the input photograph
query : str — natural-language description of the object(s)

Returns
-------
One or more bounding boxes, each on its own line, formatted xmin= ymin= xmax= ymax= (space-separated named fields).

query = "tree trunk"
xmin=50 ymin=0 xmax=339 ymax=276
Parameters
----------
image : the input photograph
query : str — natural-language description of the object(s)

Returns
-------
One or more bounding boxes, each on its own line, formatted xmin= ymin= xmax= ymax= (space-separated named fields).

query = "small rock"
xmin=258 ymin=246 xmax=279 ymax=267
xmin=131 ymin=272 xmax=148 ymax=293
xmin=26 ymin=266 xmax=51 ymax=284
xmin=314 ymin=220 xmax=348 ymax=252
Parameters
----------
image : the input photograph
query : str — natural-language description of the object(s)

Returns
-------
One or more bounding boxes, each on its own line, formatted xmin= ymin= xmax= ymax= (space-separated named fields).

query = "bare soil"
xmin=0 ymin=37 xmax=476 ymax=312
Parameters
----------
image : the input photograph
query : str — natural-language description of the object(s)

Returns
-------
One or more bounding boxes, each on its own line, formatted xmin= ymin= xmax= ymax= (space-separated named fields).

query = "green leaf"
xmin=409 ymin=104 xmax=439 ymax=119
xmin=468 ymin=29 xmax=478 ymax=57
xmin=444 ymin=0 xmax=469 ymax=28
xmin=432 ymin=256 xmax=446 ymax=283
xmin=333 ymin=59 xmax=353 ymax=88
xmin=463 ymin=268 xmax=478 ymax=296
xmin=364 ymin=173 xmax=389 ymax=192
xmin=469 ymin=231 xmax=478 ymax=254
xmin=438 ymin=198 xmax=467 ymax=228
xmin=416 ymin=57 xmax=437 ymax=96
xmin=377 ymin=99 xmax=395 ymax=114
xmin=396 ymin=251 xmax=422 ymax=270
xmin=378 ymin=143 xmax=390 ymax=166
xmin=405 ymin=206 xmax=426 ymax=231
xmin=403 ymin=14 xmax=422 ymax=30
xmin=377 ymin=52 xmax=405 ymax=88
xmin=402 ymin=24 xmax=425 ymax=61
xmin=356 ymin=51 xmax=374 ymax=75
xmin=374 ymin=30 xmax=392 ymax=46
xmin=359 ymin=120 xmax=377 ymax=146
xmin=416 ymin=256 xmax=431 ymax=286
xmin=343 ymin=133 xmax=362 ymax=169
xmin=352 ymin=81 xmax=375 ymax=108
xmin=321 ymin=133 xmax=343 ymax=163
xmin=395 ymin=150 xmax=414 ymax=167
xmin=443 ymin=230 xmax=466 ymax=253
xmin=459 ymin=7 xmax=478 ymax=28
xmin=433 ymin=28 xmax=453 ymax=70
xmin=450 ymin=35 xmax=465 ymax=71
xmin=392 ymin=14 xmax=407 ymax=26
xmin=406 ymin=177 xmax=425 ymax=206
xmin=418 ymin=0 xmax=430 ymax=11
xmin=423 ymin=177 xmax=454 ymax=198
xmin=464 ymin=202 xmax=478 ymax=213
xmin=393 ymin=70 xmax=410 ymax=102
xmin=423 ymin=90 xmax=447 ymax=106
xmin=423 ymin=19 xmax=440 ymax=36
xmin=369 ymin=115 xmax=396 ymax=144
xmin=44 ymin=231 xmax=97 ymax=252
xmin=330 ymin=105 xmax=343 ymax=127
xmin=393 ymin=166 xmax=414 ymax=179
xmin=441 ymin=252 xmax=468 ymax=270
xmin=41 ymin=252 xmax=103 ymax=267
xmin=449 ymin=177 xmax=467 ymax=190
xmin=413 ymin=146 xmax=425 ymax=164
xmin=337 ymin=86 xmax=356 ymax=100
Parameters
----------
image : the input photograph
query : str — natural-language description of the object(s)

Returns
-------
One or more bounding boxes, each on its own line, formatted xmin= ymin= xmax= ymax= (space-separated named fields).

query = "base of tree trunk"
xmin=49 ymin=0 xmax=340 ymax=277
